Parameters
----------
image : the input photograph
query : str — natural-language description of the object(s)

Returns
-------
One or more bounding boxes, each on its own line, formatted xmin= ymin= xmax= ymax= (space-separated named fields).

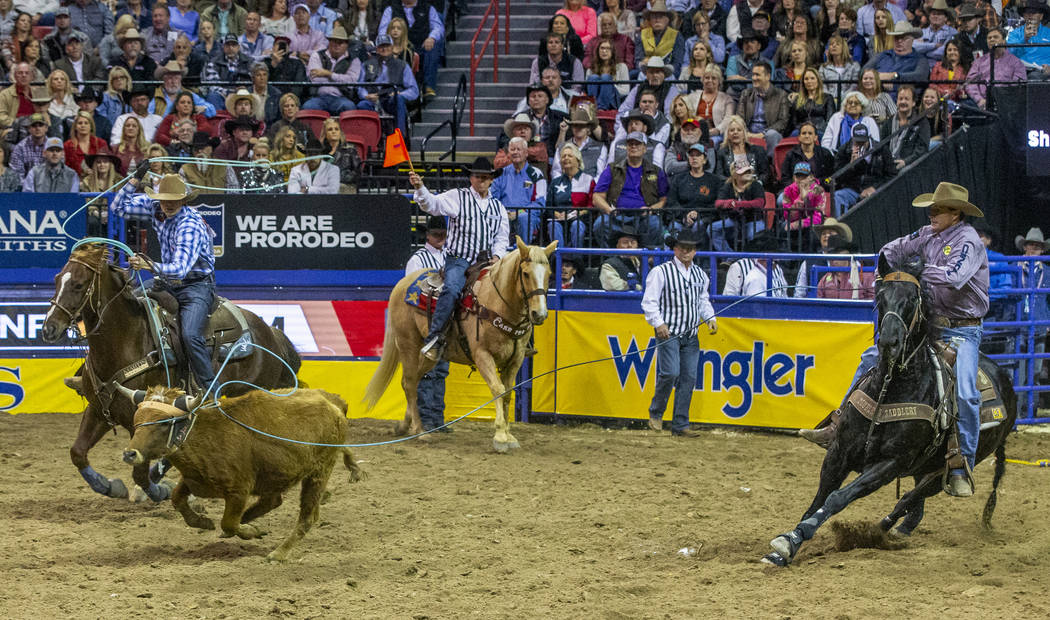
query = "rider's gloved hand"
xmin=133 ymin=158 xmax=152 ymax=182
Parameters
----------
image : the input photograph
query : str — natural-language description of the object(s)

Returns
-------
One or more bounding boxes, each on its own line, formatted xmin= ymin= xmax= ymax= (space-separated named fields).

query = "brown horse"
xmin=363 ymin=238 xmax=556 ymax=452
xmin=40 ymin=243 xmax=301 ymax=502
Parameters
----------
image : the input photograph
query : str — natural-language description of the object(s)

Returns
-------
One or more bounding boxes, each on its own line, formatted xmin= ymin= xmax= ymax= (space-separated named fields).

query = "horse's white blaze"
xmin=530 ymin=261 xmax=548 ymax=316
xmin=45 ymin=271 xmax=72 ymax=322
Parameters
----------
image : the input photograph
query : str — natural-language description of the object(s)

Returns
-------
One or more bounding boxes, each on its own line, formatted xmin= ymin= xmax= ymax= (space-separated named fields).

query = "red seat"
xmin=338 ymin=110 xmax=381 ymax=155
xmin=295 ymin=109 xmax=330 ymax=141
xmin=748 ymin=136 xmax=767 ymax=149
xmin=773 ymin=136 xmax=800 ymax=181
xmin=344 ymin=133 xmax=367 ymax=162
xmin=596 ymin=109 xmax=617 ymax=137
xmin=32 ymin=26 xmax=52 ymax=40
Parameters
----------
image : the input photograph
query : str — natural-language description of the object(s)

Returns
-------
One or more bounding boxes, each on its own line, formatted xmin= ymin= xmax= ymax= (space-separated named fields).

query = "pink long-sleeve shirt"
xmin=556 ymin=7 xmax=597 ymax=45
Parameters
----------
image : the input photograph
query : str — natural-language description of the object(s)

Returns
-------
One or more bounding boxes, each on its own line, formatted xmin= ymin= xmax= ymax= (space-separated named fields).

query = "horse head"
xmin=42 ymin=243 xmax=115 ymax=343
xmin=514 ymin=237 xmax=558 ymax=326
xmin=875 ymin=253 xmax=926 ymax=367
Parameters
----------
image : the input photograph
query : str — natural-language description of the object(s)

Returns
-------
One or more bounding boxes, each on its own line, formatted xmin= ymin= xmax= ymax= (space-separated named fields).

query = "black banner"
xmin=1027 ymin=83 xmax=1050 ymax=176
xmin=150 ymin=194 xmax=412 ymax=270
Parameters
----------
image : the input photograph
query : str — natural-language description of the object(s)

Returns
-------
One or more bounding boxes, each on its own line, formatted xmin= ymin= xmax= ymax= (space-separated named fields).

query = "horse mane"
xmin=71 ymin=242 xmax=112 ymax=268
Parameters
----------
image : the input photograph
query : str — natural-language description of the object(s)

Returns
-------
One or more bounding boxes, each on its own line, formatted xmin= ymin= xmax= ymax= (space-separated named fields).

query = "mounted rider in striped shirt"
xmin=409 ymin=157 xmax=511 ymax=361
xmin=112 ymin=163 xmax=217 ymax=398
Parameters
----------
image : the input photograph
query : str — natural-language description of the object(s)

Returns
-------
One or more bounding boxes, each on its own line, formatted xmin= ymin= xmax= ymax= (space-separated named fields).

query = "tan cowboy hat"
xmin=503 ymin=113 xmax=538 ymax=138
xmin=327 ymin=24 xmax=350 ymax=41
xmin=224 ymin=88 xmax=260 ymax=116
xmin=1016 ymin=228 xmax=1050 ymax=252
xmin=120 ymin=28 xmax=145 ymax=44
xmin=642 ymin=56 xmax=673 ymax=76
xmin=814 ymin=217 xmax=853 ymax=243
xmin=154 ymin=60 xmax=187 ymax=80
xmin=566 ymin=107 xmax=597 ymax=127
xmin=145 ymin=174 xmax=193 ymax=201
xmin=912 ymin=182 xmax=984 ymax=217
xmin=643 ymin=0 xmax=671 ymax=17
xmin=887 ymin=20 xmax=922 ymax=37
xmin=929 ymin=0 xmax=956 ymax=18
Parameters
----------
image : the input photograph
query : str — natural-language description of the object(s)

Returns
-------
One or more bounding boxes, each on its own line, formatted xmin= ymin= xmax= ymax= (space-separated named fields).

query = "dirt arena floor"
xmin=1 ymin=412 xmax=1049 ymax=619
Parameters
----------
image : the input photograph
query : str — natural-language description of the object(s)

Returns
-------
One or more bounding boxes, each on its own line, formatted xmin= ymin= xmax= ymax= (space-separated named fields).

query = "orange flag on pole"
xmin=383 ymin=128 xmax=412 ymax=169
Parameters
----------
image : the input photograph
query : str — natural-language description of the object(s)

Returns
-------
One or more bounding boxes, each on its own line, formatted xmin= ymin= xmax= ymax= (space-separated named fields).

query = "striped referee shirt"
xmin=110 ymin=182 xmax=215 ymax=280
xmin=722 ymin=258 xmax=788 ymax=298
xmin=413 ymin=185 xmax=510 ymax=264
xmin=405 ymin=243 xmax=445 ymax=276
xmin=642 ymin=257 xmax=716 ymax=337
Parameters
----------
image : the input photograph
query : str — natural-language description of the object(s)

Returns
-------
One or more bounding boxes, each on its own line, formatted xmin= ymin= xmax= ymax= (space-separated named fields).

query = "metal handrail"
xmin=468 ymin=0 xmax=504 ymax=136
xmin=421 ymin=73 xmax=467 ymax=162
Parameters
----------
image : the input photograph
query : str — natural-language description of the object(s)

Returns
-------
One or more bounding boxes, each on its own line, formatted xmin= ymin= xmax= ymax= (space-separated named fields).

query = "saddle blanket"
xmin=404 ymin=269 xmax=480 ymax=314
xmin=849 ymin=367 xmax=1007 ymax=427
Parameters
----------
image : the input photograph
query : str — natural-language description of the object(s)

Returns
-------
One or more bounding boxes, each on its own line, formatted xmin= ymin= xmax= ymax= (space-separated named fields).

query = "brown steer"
xmin=122 ymin=386 xmax=363 ymax=562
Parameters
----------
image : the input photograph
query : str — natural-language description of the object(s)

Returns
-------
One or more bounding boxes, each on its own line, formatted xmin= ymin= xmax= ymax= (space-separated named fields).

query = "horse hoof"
xmin=237 ymin=525 xmax=264 ymax=540
xmin=129 ymin=486 xmax=149 ymax=504
xmin=492 ymin=439 xmax=520 ymax=453
xmin=892 ymin=526 xmax=913 ymax=538
xmin=761 ymin=552 xmax=790 ymax=567
xmin=878 ymin=517 xmax=895 ymax=532
xmin=106 ymin=478 xmax=129 ymax=499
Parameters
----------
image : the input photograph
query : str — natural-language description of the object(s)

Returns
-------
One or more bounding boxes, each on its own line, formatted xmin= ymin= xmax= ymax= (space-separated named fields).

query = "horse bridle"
xmin=493 ymin=253 xmax=549 ymax=326
xmin=48 ymin=253 xmax=132 ymax=337
xmin=877 ymin=270 xmax=926 ymax=368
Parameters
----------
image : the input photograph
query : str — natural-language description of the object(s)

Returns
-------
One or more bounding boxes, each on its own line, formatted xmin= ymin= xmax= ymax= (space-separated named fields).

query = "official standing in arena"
xmin=409 ymin=157 xmax=510 ymax=361
xmin=405 ymin=215 xmax=451 ymax=431
xmin=642 ymin=229 xmax=718 ymax=437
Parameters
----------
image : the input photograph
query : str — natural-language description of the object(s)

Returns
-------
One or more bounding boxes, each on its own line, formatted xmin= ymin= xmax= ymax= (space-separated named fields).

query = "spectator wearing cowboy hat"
xmin=149 ymin=61 xmax=216 ymax=118
xmin=952 ymin=4 xmax=988 ymax=57
xmin=303 ymin=25 xmax=361 ymax=115
xmin=593 ymin=130 xmax=668 ymax=248
xmin=618 ymin=56 xmax=680 ymax=118
xmin=832 ymin=123 xmax=894 ymax=216
xmin=5 ymin=85 xmax=62 ymax=146
xmin=725 ymin=10 xmax=778 ymax=61
xmin=113 ymin=28 xmax=158 ymax=84
xmin=815 ymin=235 xmax=874 ymax=299
xmin=634 ymin=0 xmax=684 ymax=75
xmin=793 ymin=216 xmax=854 ymax=297
xmin=642 ymin=227 xmax=717 ymax=437
xmin=726 ymin=0 xmax=775 ymax=45
xmin=726 ymin=29 xmax=771 ymax=97
xmin=213 ymin=115 xmax=259 ymax=162
xmin=963 ymin=27 xmax=1026 ymax=109
xmin=288 ymin=137 xmax=339 ymax=194
xmin=520 ymin=82 xmax=567 ymax=160
xmin=494 ymin=112 xmax=550 ymax=172
xmin=224 ymin=88 xmax=262 ymax=122
xmin=913 ymin=0 xmax=957 ymax=62
xmin=608 ymin=107 xmax=666 ymax=169
xmin=202 ymin=34 xmax=254 ymax=111
xmin=75 ymin=87 xmax=113 ymax=146
xmin=551 ymin=107 xmax=608 ymax=178
xmin=23 ymin=136 xmax=79 ymax=192
xmin=357 ymin=33 xmax=418 ymax=138
xmin=560 ymin=257 xmax=598 ymax=290
xmin=1007 ymin=1 xmax=1050 ymax=79
xmin=53 ymin=31 xmax=105 ymax=89
xmin=863 ymin=20 xmax=931 ymax=95
xmin=179 ymin=130 xmax=226 ymax=194
xmin=600 ymin=225 xmax=644 ymax=291
xmin=1015 ymin=227 xmax=1050 ymax=385
xmin=81 ymin=147 xmax=123 ymax=192
xmin=111 ymin=85 xmax=162 ymax=146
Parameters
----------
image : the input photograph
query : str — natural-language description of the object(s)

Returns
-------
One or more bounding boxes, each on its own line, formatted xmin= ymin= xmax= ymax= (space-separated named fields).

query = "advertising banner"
xmin=532 ymin=311 xmax=872 ymax=429
xmin=0 ymin=194 xmax=87 ymax=268
xmin=0 ymin=302 xmax=79 ymax=352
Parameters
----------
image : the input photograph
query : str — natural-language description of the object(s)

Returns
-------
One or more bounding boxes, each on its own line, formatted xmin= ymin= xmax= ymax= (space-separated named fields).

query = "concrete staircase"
xmin=412 ymin=0 xmax=563 ymax=159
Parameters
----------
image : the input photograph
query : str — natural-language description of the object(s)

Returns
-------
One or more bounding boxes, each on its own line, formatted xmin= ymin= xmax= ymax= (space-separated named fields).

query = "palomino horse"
xmin=40 ymin=243 xmax=302 ymax=501
xmin=363 ymin=238 xmax=556 ymax=452
xmin=763 ymin=254 xmax=1016 ymax=566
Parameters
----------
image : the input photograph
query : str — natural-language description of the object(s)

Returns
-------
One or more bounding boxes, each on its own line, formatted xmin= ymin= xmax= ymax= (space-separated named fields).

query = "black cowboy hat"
xmin=224 ymin=115 xmax=261 ymax=134
xmin=738 ymin=28 xmax=769 ymax=49
xmin=525 ymin=82 xmax=551 ymax=101
xmin=466 ymin=156 xmax=502 ymax=178
xmin=425 ymin=215 xmax=447 ymax=232
xmin=84 ymin=147 xmax=124 ymax=174
xmin=619 ymin=108 xmax=655 ymax=134
xmin=744 ymin=229 xmax=781 ymax=253
xmin=190 ymin=130 xmax=220 ymax=150
xmin=74 ymin=85 xmax=100 ymax=103
xmin=664 ymin=228 xmax=705 ymax=249
xmin=303 ymin=137 xmax=326 ymax=156
xmin=610 ymin=225 xmax=641 ymax=245
xmin=123 ymin=85 xmax=153 ymax=105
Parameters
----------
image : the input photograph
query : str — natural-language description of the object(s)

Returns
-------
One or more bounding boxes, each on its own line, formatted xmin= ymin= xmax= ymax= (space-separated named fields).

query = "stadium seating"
xmin=295 ymin=110 xmax=331 ymax=142
xmin=773 ymin=137 xmax=799 ymax=181
xmin=338 ymin=110 xmax=382 ymax=155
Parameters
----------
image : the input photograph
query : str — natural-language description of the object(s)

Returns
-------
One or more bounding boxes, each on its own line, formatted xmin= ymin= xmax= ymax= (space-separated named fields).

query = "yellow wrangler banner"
xmin=532 ymin=311 xmax=872 ymax=429
xmin=0 ymin=359 xmax=503 ymax=422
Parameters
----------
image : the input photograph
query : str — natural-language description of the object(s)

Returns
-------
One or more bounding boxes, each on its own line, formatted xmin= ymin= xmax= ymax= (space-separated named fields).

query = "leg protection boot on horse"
xmin=798 ymin=409 xmax=841 ymax=449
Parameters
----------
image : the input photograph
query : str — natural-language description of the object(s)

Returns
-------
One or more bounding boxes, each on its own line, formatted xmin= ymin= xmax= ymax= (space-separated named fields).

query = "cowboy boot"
xmin=798 ymin=409 xmax=841 ymax=449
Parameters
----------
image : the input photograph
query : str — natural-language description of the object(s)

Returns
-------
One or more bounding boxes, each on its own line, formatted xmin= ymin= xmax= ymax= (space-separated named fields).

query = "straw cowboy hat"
xmin=119 ymin=28 xmax=145 ymax=44
xmin=327 ymin=24 xmax=350 ymax=41
xmin=643 ymin=0 xmax=671 ymax=18
xmin=503 ymin=112 xmax=539 ymax=138
xmin=814 ymin=217 xmax=854 ymax=243
xmin=224 ymin=88 xmax=261 ymax=116
xmin=154 ymin=60 xmax=187 ymax=80
xmin=929 ymin=0 xmax=955 ymax=19
xmin=912 ymin=182 xmax=984 ymax=217
xmin=145 ymin=174 xmax=193 ymax=201
xmin=1016 ymin=228 xmax=1050 ymax=252
xmin=641 ymin=56 xmax=674 ymax=75
xmin=887 ymin=20 xmax=923 ymax=37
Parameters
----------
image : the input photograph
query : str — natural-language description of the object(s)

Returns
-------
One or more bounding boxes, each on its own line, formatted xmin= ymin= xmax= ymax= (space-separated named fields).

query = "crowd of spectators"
xmin=0 ymin=0 xmax=449 ymax=194
xmin=492 ymin=0 xmax=1047 ymax=266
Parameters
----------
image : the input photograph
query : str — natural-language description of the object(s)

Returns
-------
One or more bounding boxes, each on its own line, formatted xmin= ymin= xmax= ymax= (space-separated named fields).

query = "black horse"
xmin=763 ymin=254 xmax=1017 ymax=566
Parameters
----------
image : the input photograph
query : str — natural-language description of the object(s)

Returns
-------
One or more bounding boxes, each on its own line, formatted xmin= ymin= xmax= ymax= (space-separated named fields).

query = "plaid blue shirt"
xmin=111 ymin=183 xmax=215 ymax=280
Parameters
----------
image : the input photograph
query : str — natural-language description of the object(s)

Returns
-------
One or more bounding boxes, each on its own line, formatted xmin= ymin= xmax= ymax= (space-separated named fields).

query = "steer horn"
xmin=114 ymin=383 xmax=147 ymax=405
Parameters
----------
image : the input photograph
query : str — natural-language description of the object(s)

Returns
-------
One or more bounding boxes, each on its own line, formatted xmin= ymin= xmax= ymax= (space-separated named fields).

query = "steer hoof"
xmin=236 ymin=524 xmax=264 ymax=540
xmin=265 ymin=548 xmax=290 ymax=563
xmin=106 ymin=478 xmax=129 ymax=499
xmin=129 ymin=486 xmax=149 ymax=504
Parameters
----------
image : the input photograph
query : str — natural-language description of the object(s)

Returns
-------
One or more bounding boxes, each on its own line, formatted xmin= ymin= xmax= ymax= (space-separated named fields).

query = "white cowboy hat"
xmin=503 ymin=113 xmax=539 ymax=138
xmin=642 ymin=56 xmax=673 ymax=75
xmin=224 ymin=88 xmax=261 ymax=116
xmin=1016 ymin=227 xmax=1050 ymax=251
xmin=887 ymin=20 xmax=922 ymax=37
xmin=145 ymin=174 xmax=193 ymax=202
xmin=814 ymin=217 xmax=853 ymax=243
xmin=912 ymin=182 xmax=983 ymax=217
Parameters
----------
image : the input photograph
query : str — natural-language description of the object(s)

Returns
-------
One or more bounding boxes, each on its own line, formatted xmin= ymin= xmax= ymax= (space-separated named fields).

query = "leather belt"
xmin=169 ymin=273 xmax=213 ymax=287
xmin=932 ymin=316 xmax=981 ymax=328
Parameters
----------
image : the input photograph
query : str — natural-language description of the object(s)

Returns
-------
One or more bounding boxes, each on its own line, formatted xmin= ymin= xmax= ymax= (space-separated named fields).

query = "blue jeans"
xmin=849 ymin=324 xmax=983 ymax=468
xmin=548 ymin=217 xmax=587 ymax=247
xmin=303 ymin=93 xmax=357 ymax=115
xmin=417 ymin=359 xmax=449 ymax=429
xmin=708 ymin=218 xmax=765 ymax=252
xmin=427 ymin=256 xmax=470 ymax=341
xmin=357 ymin=95 xmax=408 ymax=138
xmin=420 ymin=43 xmax=442 ymax=90
xmin=834 ymin=188 xmax=860 ymax=218
xmin=586 ymin=74 xmax=621 ymax=110
xmin=593 ymin=211 xmax=663 ymax=247
xmin=510 ymin=208 xmax=541 ymax=244
xmin=649 ymin=333 xmax=700 ymax=433
xmin=171 ymin=277 xmax=216 ymax=392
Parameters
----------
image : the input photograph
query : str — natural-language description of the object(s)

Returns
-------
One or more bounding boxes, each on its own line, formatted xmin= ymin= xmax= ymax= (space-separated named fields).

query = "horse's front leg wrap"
xmin=79 ymin=466 xmax=111 ymax=496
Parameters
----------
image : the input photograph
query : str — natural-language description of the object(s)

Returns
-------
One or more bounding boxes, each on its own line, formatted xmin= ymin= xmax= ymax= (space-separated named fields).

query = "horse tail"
xmin=362 ymin=324 xmax=399 ymax=411
xmin=981 ymin=440 xmax=1008 ymax=529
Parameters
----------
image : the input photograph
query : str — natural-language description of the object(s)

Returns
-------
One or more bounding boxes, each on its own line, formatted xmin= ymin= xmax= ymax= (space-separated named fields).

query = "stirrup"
xmin=421 ymin=335 xmax=445 ymax=361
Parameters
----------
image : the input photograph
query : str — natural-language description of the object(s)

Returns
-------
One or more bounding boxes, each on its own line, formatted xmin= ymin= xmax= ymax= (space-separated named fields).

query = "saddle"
xmin=134 ymin=286 xmax=255 ymax=368
xmin=404 ymin=262 xmax=531 ymax=340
